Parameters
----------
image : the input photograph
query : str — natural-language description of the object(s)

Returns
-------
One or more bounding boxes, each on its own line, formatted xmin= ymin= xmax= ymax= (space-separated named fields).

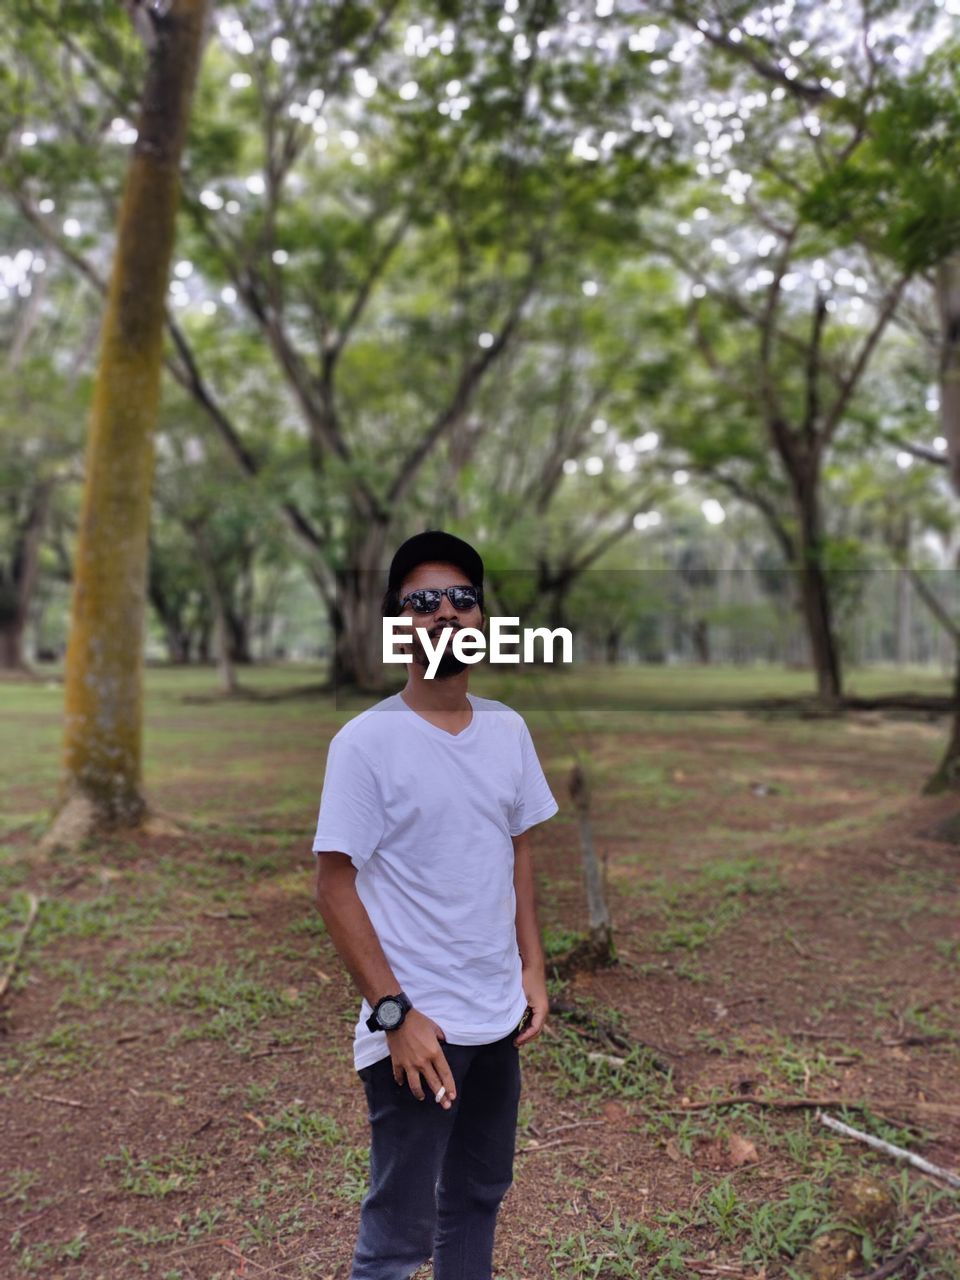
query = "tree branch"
xmin=895 ymin=441 xmax=948 ymax=468
xmin=903 ymin=566 xmax=960 ymax=645
xmin=566 ymin=500 xmax=654 ymax=578
xmin=820 ymin=273 xmax=909 ymax=446
xmin=386 ymin=255 xmax=542 ymax=507
xmin=802 ymin=293 xmax=828 ymax=445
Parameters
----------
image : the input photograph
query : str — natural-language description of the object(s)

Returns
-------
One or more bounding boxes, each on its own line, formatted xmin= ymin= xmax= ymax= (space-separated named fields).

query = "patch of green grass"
xmin=112 ymin=1224 xmax=181 ymax=1248
xmin=287 ymin=913 xmax=326 ymax=936
xmin=10 ymin=1229 xmax=88 ymax=1274
xmin=10 ymin=1019 xmax=101 ymax=1076
xmin=0 ymin=858 xmax=31 ymax=889
xmin=249 ymin=1102 xmax=369 ymax=1200
xmin=335 ymin=1144 xmax=370 ymax=1204
xmin=760 ymin=1041 xmax=836 ymax=1091
xmin=633 ymin=1110 xmax=959 ymax=1276
xmin=0 ymin=1168 xmax=41 ymax=1204
xmin=255 ymin=1103 xmax=345 ymax=1162
xmin=533 ymin=1023 xmax=671 ymax=1103
xmin=643 ymin=855 xmax=783 ymax=957
xmin=655 ymin=897 xmax=744 ymax=953
xmin=546 ymin=1210 xmax=690 ymax=1279
xmin=211 ymin=847 xmax=285 ymax=875
xmin=542 ymin=925 xmax=584 ymax=958
xmin=238 ymin=1204 xmax=308 ymax=1249
xmin=104 ymin=1144 xmax=205 ymax=1198
xmin=243 ymin=1080 xmax=279 ymax=1106
xmin=159 ymin=961 xmax=301 ymax=1044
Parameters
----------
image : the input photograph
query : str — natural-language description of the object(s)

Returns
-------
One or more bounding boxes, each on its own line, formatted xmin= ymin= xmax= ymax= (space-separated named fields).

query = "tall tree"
xmin=1 ymin=2 xmax=679 ymax=691
xmin=45 ymin=0 xmax=209 ymax=847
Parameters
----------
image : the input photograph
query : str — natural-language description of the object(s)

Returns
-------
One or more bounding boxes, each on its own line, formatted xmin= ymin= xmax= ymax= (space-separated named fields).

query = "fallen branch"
xmin=0 ymin=893 xmax=41 ymax=1003
xmin=217 ymin=1238 xmax=268 ymax=1271
xmin=861 ymin=1231 xmax=933 ymax=1280
xmin=673 ymin=1094 xmax=847 ymax=1113
xmin=788 ymin=1029 xmax=864 ymax=1041
xmin=881 ymin=1034 xmax=951 ymax=1048
xmin=517 ymin=1137 xmax=574 ymax=1153
xmin=31 ymin=1093 xmax=90 ymax=1109
xmin=672 ymin=1095 xmax=960 ymax=1119
xmin=686 ymin=1264 xmax=756 ymax=1278
xmin=542 ymin=1119 xmax=605 ymax=1137
xmin=818 ymin=1112 xmax=960 ymax=1188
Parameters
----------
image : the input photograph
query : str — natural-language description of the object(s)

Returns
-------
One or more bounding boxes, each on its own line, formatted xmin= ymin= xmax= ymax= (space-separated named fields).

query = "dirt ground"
xmin=1 ymin=693 xmax=959 ymax=1279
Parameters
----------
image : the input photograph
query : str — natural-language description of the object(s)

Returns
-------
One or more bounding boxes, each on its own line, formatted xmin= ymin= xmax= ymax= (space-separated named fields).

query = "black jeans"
xmin=350 ymin=1030 xmax=521 ymax=1280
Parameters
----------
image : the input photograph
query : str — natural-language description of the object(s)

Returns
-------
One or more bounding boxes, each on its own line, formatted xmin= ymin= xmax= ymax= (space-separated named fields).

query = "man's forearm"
xmin=315 ymin=862 xmax=401 ymax=1006
xmin=513 ymin=837 xmax=545 ymax=973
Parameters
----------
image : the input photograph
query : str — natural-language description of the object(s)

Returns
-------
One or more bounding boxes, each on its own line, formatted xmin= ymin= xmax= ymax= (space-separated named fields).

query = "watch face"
xmin=379 ymin=999 xmax=403 ymax=1029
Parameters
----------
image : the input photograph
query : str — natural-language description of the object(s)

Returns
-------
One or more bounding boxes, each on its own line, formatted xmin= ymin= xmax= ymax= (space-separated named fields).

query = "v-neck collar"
xmin=396 ymin=691 xmax=478 ymax=742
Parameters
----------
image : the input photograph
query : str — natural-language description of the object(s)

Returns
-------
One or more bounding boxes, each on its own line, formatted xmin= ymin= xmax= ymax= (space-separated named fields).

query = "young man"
xmin=313 ymin=529 xmax=558 ymax=1280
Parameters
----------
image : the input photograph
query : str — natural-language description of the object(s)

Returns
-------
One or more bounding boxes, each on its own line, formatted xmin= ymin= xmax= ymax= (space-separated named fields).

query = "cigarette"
xmin=435 ymin=1086 xmax=446 ymax=1103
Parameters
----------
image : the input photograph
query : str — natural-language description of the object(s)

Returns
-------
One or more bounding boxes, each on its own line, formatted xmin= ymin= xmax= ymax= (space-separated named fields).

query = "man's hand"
xmin=386 ymin=1009 xmax=457 ymax=1109
xmin=515 ymin=965 xmax=549 ymax=1047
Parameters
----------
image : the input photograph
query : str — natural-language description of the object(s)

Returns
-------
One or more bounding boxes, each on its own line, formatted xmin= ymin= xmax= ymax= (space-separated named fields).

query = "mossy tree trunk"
xmin=930 ymin=256 xmax=960 ymax=792
xmin=48 ymin=0 xmax=209 ymax=847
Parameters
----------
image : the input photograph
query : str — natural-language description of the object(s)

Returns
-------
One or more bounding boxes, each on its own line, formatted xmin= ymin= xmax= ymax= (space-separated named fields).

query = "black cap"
xmin=387 ymin=529 xmax=484 ymax=596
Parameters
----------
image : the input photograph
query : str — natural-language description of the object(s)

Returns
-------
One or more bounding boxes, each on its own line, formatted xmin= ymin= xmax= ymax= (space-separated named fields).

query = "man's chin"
xmin=412 ymin=653 xmax=467 ymax=679
xmin=432 ymin=658 xmax=467 ymax=680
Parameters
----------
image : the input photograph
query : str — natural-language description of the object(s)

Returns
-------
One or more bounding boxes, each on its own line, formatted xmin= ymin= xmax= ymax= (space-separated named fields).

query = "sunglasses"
xmin=398 ymin=585 xmax=482 ymax=614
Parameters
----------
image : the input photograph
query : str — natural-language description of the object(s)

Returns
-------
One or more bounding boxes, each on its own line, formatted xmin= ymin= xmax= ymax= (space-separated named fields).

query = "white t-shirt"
xmin=312 ymin=691 xmax=559 ymax=1069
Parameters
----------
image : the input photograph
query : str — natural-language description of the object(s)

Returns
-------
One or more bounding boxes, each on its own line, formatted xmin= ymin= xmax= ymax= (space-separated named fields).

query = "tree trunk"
xmin=333 ymin=574 xmax=388 ymax=692
xmin=148 ymin=558 xmax=192 ymax=664
xmin=0 ymin=616 xmax=26 ymax=669
xmin=195 ymin=615 xmax=212 ymax=665
xmin=329 ymin=522 xmax=392 ymax=693
xmin=938 ymin=255 xmax=960 ymax=494
xmin=792 ymin=462 xmax=843 ymax=708
xmin=49 ymin=0 xmax=209 ymax=846
xmin=225 ymin=605 xmax=253 ymax=664
xmin=925 ymin=647 xmax=960 ymax=795
xmin=895 ymin=566 xmax=912 ymax=666
xmin=190 ymin=524 xmax=238 ymax=695
xmin=209 ymin=579 xmax=238 ymax=695
xmin=550 ymin=763 xmax=616 ymax=980
xmin=0 ymin=478 xmax=52 ymax=671
xmin=224 ymin=544 xmax=255 ymax=663
xmin=930 ymin=258 xmax=960 ymax=792
xmin=162 ymin=624 xmax=191 ymax=665
xmin=692 ymin=617 xmax=710 ymax=665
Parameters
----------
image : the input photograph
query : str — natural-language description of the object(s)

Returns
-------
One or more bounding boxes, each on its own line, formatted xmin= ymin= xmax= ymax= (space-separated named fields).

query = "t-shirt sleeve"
xmin=510 ymin=718 xmax=559 ymax=837
xmin=312 ymin=733 xmax=385 ymax=870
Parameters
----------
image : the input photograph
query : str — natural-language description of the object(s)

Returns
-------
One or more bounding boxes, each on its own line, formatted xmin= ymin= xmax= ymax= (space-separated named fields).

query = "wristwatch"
xmin=366 ymin=991 xmax=413 ymax=1033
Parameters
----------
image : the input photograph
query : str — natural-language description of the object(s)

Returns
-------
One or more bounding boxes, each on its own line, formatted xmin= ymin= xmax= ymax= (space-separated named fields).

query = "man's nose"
xmin=433 ymin=595 xmax=459 ymax=623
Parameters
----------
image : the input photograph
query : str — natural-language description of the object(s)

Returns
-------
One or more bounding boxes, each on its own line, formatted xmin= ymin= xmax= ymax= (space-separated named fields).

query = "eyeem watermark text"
xmin=383 ymin=617 xmax=574 ymax=680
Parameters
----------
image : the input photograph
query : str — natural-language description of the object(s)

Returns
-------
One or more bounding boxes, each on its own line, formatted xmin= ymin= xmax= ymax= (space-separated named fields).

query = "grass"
xmin=2 ymin=663 xmax=959 ymax=1277
xmin=547 ymin=1211 xmax=691 ymax=1279
xmin=104 ymin=1145 xmax=206 ymax=1198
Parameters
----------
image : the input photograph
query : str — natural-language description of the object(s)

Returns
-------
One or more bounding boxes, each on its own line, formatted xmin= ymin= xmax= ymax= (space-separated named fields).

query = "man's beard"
xmin=413 ymin=625 xmax=467 ymax=679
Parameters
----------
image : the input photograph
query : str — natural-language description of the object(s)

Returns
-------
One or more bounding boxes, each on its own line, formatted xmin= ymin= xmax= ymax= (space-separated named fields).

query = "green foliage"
xmin=802 ymin=58 xmax=960 ymax=272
